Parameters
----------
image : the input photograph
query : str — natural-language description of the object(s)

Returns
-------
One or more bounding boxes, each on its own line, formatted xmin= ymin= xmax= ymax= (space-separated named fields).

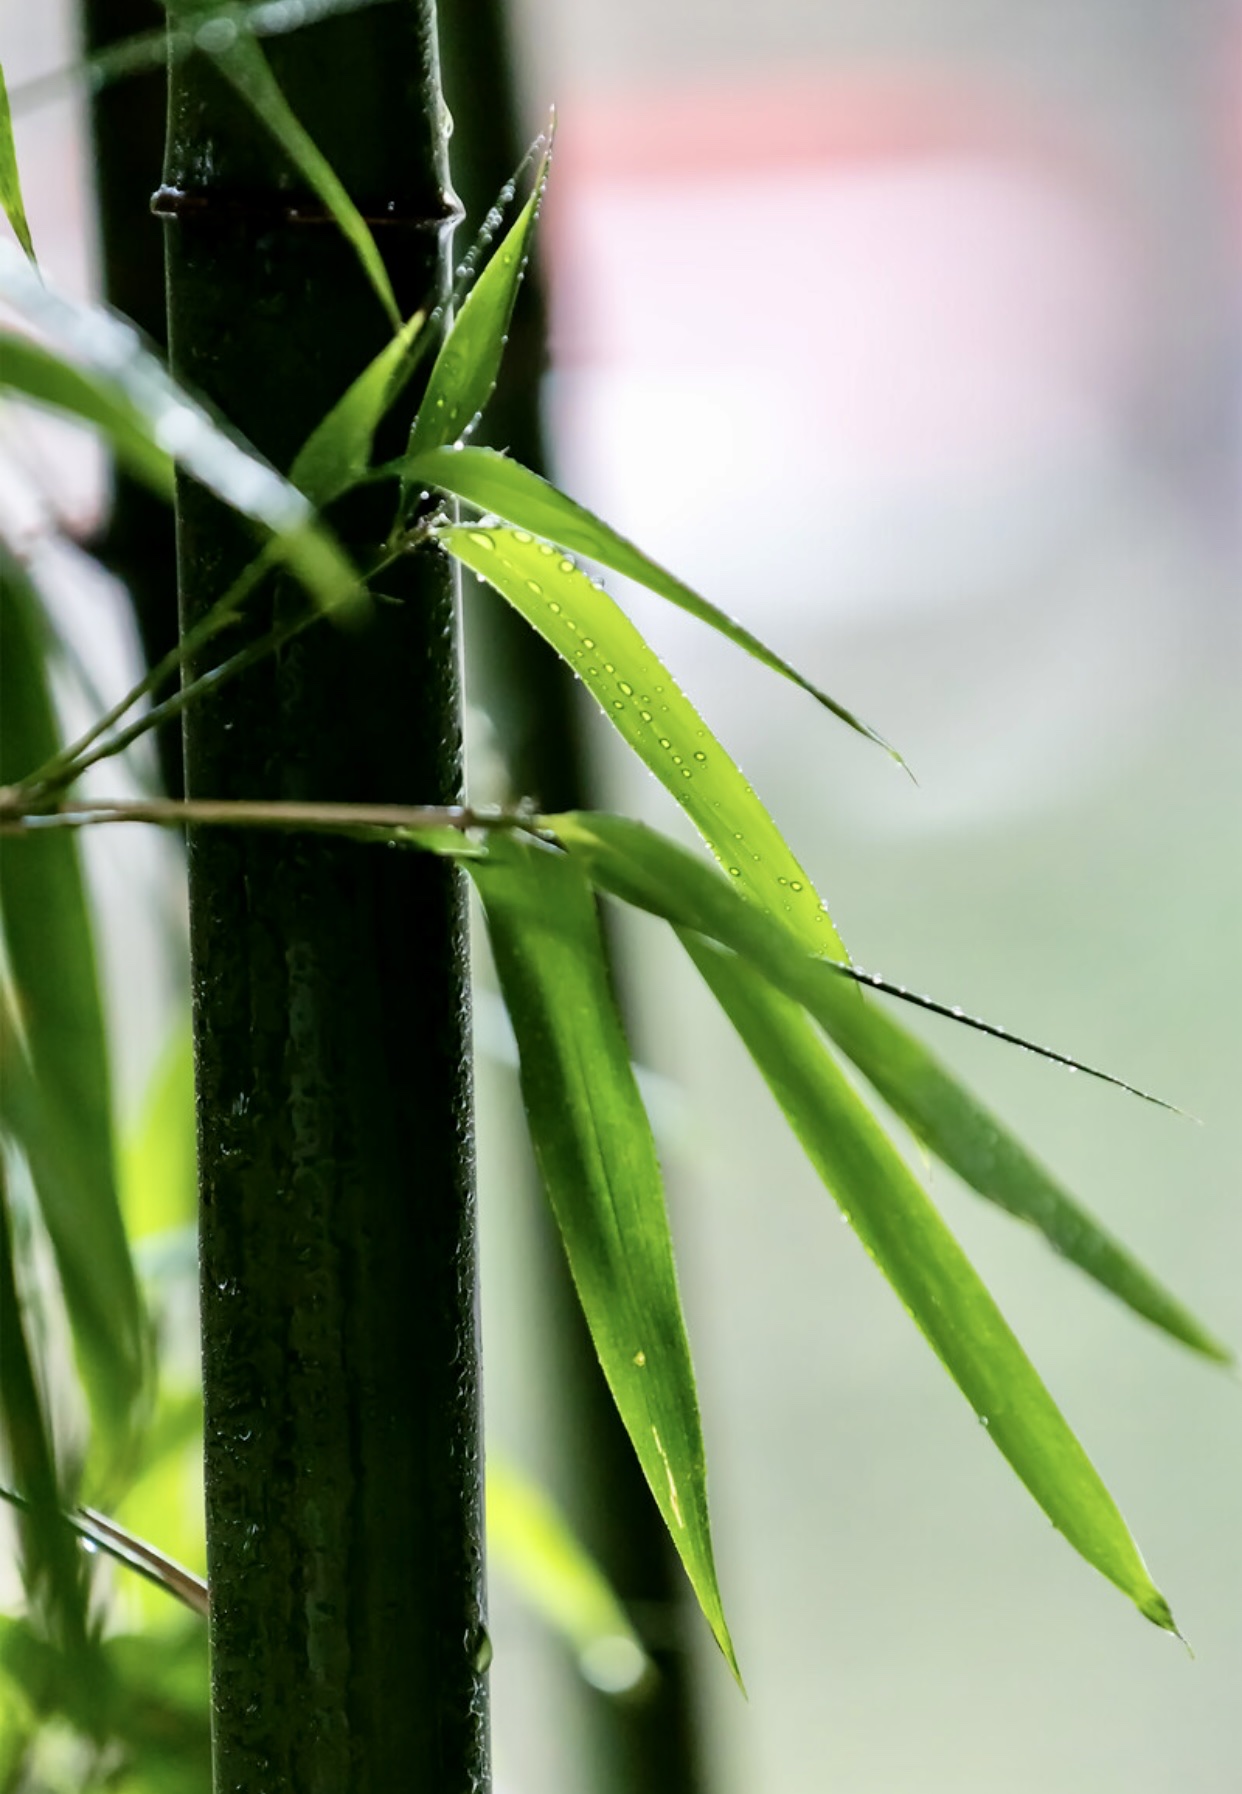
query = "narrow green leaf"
xmin=684 ymin=932 xmax=1178 ymax=1632
xmin=192 ymin=25 xmax=400 ymax=328
xmin=0 ymin=553 xmax=150 ymax=1459
xmin=0 ymin=332 xmax=174 ymax=497
xmin=0 ymin=245 xmax=360 ymax=614
xmin=469 ymin=834 xmax=738 ymax=1677
xmin=406 ymin=143 xmax=549 ymax=460
xmin=290 ymin=308 xmax=426 ymax=506
xmin=410 ymin=445 xmax=902 ymax=762
xmin=486 ymin=1456 xmax=649 ymax=1691
xmin=0 ymin=1162 xmax=91 ymax=1651
xmin=442 ymin=525 xmax=848 ymax=960
xmin=547 ymin=812 xmax=1231 ymax=1365
xmin=0 ymin=62 xmax=35 ymax=262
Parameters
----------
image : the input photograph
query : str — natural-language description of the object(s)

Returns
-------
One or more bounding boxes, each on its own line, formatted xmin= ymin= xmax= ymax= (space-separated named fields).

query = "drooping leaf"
xmin=410 ymin=445 xmax=901 ymax=761
xmin=547 ymin=812 xmax=1230 ymax=1364
xmin=469 ymin=833 xmax=738 ymax=1676
xmin=0 ymin=245 xmax=360 ymax=615
xmin=0 ymin=332 xmax=174 ymax=498
xmin=442 ymin=526 xmax=848 ymax=960
xmin=0 ymin=61 xmax=35 ymax=262
xmin=290 ymin=307 xmax=426 ymax=506
xmin=406 ymin=141 xmax=550 ymax=460
xmin=683 ymin=931 xmax=1178 ymax=1632
xmin=0 ymin=1163 xmax=91 ymax=1653
xmin=178 ymin=13 xmax=400 ymax=327
xmin=486 ymin=1455 xmax=648 ymax=1692
xmin=0 ymin=553 xmax=150 ymax=1461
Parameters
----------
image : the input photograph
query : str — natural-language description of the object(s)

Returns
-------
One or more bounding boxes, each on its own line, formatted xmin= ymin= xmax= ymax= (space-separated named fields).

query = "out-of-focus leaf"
xmin=8 ymin=1 xmax=402 ymax=111
xmin=0 ymin=245 xmax=360 ymax=615
xmin=0 ymin=553 xmax=150 ymax=1458
xmin=410 ymin=446 xmax=901 ymax=762
xmin=0 ymin=1164 xmax=91 ymax=1651
xmin=290 ymin=308 xmax=426 ymax=506
xmin=547 ymin=812 xmax=1231 ymax=1365
xmin=0 ymin=62 xmax=35 ymax=261
xmin=486 ymin=1456 xmax=648 ymax=1692
xmin=0 ymin=1614 xmax=211 ymax=1790
xmin=1 ymin=331 xmax=174 ymax=497
xmin=176 ymin=10 xmax=399 ymax=327
xmin=120 ymin=1031 xmax=198 ymax=1242
xmin=683 ymin=932 xmax=1178 ymax=1632
xmin=442 ymin=527 xmax=848 ymax=960
xmin=406 ymin=141 xmax=549 ymax=460
xmin=469 ymin=833 xmax=738 ymax=1677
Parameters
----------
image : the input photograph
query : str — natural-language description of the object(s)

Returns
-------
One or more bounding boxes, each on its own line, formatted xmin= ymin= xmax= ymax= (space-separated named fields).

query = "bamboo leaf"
xmin=547 ymin=812 xmax=1231 ymax=1365
xmin=469 ymin=833 xmax=738 ymax=1677
xmin=442 ymin=526 xmax=849 ymax=960
xmin=0 ymin=62 xmax=35 ymax=262
xmin=406 ymin=143 xmax=550 ymax=460
xmin=0 ymin=332 xmax=174 ymax=497
xmin=486 ymin=1456 xmax=649 ymax=1692
xmin=0 ymin=1163 xmax=91 ymax=1652
xmin=290 ymin=307 xmax=426 ymax=505
xmin=0 ymin=245 xmax=361 ymax=614
xmin=682 ymin=932 xmax=1178 ymax=1632
xmin=410 ymin=445 xmax=902 ymax=761
xmin=0 ymin=553 xmax=150 ymax=1459
xmin=182 ymin=17 xmax=400 ymax=328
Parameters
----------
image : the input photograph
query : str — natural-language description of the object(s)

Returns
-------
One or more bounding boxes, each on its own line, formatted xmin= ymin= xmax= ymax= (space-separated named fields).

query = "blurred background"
xmin=4 ymin=1 xmax=1241 ymax=1790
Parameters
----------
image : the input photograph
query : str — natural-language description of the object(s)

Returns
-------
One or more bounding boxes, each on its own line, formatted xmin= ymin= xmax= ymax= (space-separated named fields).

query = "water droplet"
xmin=467 ymin=530 xmax=494 ymax=550
xmin=526 ymin=580 xmax=542 ymax=595
xmin=548 ymin=601 xmax=561 ymax=614
xmin=613 ymin=700 xmax=625 ymax=710
xmin=658 ymin=738 xmax=671 ymax=749
xmin=633 ymin=1350 xmax=647 ymax=1367
xmin=513 ymin=529 xmax=533 ymax=543
xmin=978 ymin=1414 xmax=990 ymax=1428
xmin=581 ymin=638 xmax=595 ymax=650
xmin=640 ymin=710 xmax=652 ymax=722
xmin=693 ymin=751 xmax=706 ymax=761
xmin=728 ymin=866 xmax=741 ymax=877
xmin=559 ymin=558 xmax=574 ymax=573
xmin=789 ymin=880 xmax=803 ymax=892
xmin=619 ymin=681 xmax=633 ymax=695
xmin=538 ymin=542 xmax=554 ymax=556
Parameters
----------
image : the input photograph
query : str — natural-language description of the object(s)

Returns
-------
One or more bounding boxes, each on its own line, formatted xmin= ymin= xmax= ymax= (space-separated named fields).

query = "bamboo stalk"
xmin=159 ymin=7 xmax=488 ymax=1788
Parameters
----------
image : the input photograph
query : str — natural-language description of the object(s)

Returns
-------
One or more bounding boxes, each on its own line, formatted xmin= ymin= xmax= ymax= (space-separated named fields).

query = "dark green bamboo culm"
xmin=159 ymin=9 xmax=487 ymax=1789
xmin=439 ymin=13 xmax=711 ymax=1791
xmin=83 ymin=0 xmax=183 ymax=798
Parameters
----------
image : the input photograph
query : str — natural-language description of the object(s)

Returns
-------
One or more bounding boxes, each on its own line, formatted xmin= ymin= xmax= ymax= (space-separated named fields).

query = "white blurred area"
xmin=3 ymin=5 xmax=1239 ymax=1794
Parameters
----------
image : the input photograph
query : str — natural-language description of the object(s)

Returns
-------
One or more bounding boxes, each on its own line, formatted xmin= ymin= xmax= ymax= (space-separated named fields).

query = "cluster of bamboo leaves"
xmin=0 ymin=7 xmax=1233 ymax=1777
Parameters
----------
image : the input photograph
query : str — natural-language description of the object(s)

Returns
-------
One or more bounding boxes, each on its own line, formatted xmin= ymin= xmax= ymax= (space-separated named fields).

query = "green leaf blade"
xmin=410 ymin=444 xmax=901 ymax=761
xmin=0 ymin=246 xmax=361 ymax=616
xmin=290 ymin=307 xmax=426 ymax=506
xmin=0 ymin=62 xmax=35 ymax=262
xmin=684 ymin=932 xmax=1177 ymax=1632
xmin=443 ymin=525 xmax=848 ymax=960
xmin=407 ymin=146 xmax=549 ymax=460
xmin=549 ymin=812 xmax=1231 ymax=1366
xmin=0 ymin=552 xmax=149 ymax=1463
xmin=470 ymin=834 xmax=738 ymax=1677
